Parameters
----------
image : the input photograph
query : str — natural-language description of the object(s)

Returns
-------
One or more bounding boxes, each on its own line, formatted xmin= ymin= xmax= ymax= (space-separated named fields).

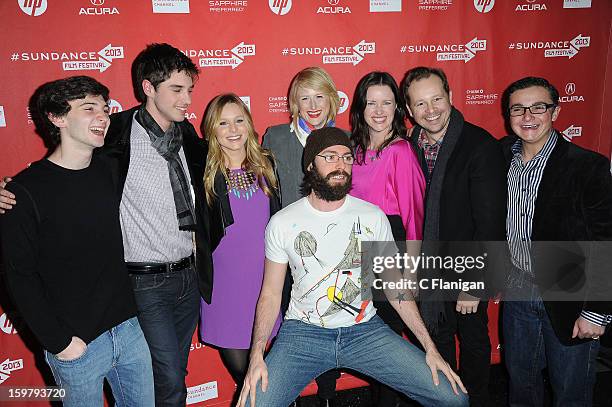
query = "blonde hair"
xmin=202 ymin=94 xmax=278 ymax=205
xmin=288 ymin=67 xmax=340 ymax=129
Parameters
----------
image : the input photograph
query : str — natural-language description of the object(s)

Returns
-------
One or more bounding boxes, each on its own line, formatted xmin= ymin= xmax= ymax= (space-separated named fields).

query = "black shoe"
xmin=319 ymin=398 xmax=337 ymax=407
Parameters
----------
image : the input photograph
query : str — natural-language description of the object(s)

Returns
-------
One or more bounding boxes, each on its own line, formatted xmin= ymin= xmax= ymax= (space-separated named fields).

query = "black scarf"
xmin=416 ymin=107 xmax=465 ymax=334
xmin=136 ymin=106 xmax=196 ymax=231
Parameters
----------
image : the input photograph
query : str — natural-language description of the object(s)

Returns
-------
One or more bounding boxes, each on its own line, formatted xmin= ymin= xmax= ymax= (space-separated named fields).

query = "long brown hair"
xmin=202 ymin=93 xmax=278 ymax=205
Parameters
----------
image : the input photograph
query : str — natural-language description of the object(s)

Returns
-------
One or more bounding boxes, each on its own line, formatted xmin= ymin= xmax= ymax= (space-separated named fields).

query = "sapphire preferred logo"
xmin=559 ymin=82 xmax=584 ymax=103
xmin=370 ymin=0 xmax=401 ymax=12
xmin=281 ymin=40 xmax=375 ymax=66
xmin=465 ymin=88 xmax=498 ymax=105
xmin=317 ymin=0 xmax=351 ymax=14
xmin=209 ymin=0 xmax=247 ymax=13
xmin=269 ymin=0 xmax=291 ymax=15
xmin=152 ymin=0 xmax=190 ymax=13
xmin=419 ymin=0 xmax=453 ymax=12
xmin=186 ymin=42 xmax=255 ymax=69
xmin=268 ymin=96 xmax=288 ymax=113
xmin=0 ymin=106 xmax=6 ymax=128
xmin=187 ymin=382 xmax=218 ymax=404
xmin=400 ymin=37 xmax=487 ymax=63
xmin=563 ymin=0 xmax=591 ymax=8
xmin=10 ymin=44 xmax=125 ymax=72
xmin=79 ymin=0 xmax=119 ymax=15
xmin=18 ymin=0 xmax=47 ymax=16
xmin=515 ymin=0 xmax=547 ymax=12
xmin=0 ymin=358 xmax=24 ymax=385
xmin=474 ymin=0 xmax=494 ymax=13
xmin=562 ymin=125 xmax=582 ymax=142
xmin=508 ymin=34 xmax=590 ymax=59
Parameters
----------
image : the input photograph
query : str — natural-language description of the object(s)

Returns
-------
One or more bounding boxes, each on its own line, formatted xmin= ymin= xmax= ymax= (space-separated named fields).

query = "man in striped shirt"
xmin=502 ymin=76 xmax=612 ymax=407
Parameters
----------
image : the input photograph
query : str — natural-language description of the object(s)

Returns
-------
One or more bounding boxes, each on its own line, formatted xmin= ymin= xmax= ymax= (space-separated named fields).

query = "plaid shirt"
xmin=417 ymin=129 xmax=444 ymax=180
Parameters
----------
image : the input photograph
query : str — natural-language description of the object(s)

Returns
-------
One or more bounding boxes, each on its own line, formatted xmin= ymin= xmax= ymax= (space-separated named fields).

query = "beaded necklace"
xmin=227 ymin=169 xmax=259 ymax=200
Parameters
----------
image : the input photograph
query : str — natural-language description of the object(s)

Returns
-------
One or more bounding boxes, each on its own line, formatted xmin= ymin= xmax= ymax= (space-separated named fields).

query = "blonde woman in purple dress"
xmin=200 ymin=94 xmax=282 ymax=393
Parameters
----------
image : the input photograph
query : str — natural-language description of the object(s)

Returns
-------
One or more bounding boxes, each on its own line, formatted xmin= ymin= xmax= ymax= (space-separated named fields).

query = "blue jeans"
xmin=246 ymin=316 xmax=468 ymax=407
xmin=503 ymin=283 xmax=600 ymax=407
xmin=45 ymin=317 xmax=154 ymax=407
xmin=130 ymin=265 xmax=200 ymax=407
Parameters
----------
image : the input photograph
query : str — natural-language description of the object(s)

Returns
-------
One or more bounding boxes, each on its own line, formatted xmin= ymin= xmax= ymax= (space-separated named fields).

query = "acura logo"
xmin=565 ymin=83 xmax=576 ymax=95
xmin=91 ymin=0 xmax=104 ymax=5
xmin=328 ymin=0 xmax=339 ymax=5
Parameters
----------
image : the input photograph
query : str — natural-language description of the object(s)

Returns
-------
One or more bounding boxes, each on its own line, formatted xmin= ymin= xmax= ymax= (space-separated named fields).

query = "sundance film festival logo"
xmin=317 ymin=0 xmax=351 ymax=14
xmin=0 ymin=358 xmax=23 ymax=385
xmin=79 ymin=0 xmax=120 ymax=15
xmin=400 ymin=37 xmax=487 ymax=63
xmin=209 ymin=0 xmax=247 ymax=13
xmin=508 ymin=34 xmax=590 ymax=59
xmin=10 ymin=44 xmax=124 ymax=72
xmin=187 ymin=42 xmax=255 ymax=69
xmin=281 ymin=40 xmax=375 ymax=66
xmin=187 ymin=381 xmax=218 ymax=404
xmin=419 ymin=0 xmax=453 ymax=12
xmin=474 ymin=0 xmax=494 ymax=13
xmin=269 ymin=0 xmax=291 ymax=15
xmin=559 ymin=82 xmax=584 ymax=103
xmin=18 ymin=0 xmax=48 ymax=16
xmin=562 ymin=124 xmax=582 ymax=142
xmin=515 ymin=0 xmax=547 ymax=12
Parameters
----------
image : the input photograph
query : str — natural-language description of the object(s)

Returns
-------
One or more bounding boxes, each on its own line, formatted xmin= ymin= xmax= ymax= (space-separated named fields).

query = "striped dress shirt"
xmin=506 ymin=131 xmax=610 ymax=326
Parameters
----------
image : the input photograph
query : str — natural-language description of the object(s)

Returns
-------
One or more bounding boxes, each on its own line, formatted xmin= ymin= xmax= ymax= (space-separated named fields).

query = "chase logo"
xmin=474 ymin=0 xmax=494 ymax=13
xmin=269 ymin=0 xmax=291 ymax=15
xmin=18 ymin=0 xmax=48 ymax=16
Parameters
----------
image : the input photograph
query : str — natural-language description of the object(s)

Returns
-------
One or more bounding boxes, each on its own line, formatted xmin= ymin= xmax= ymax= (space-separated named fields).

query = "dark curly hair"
xmin=32 ymin=75 xmax=109 ymax=149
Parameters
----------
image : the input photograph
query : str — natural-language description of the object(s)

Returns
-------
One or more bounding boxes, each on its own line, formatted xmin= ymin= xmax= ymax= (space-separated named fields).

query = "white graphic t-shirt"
xmin=265 ymin=195 xmax=394 ymax=328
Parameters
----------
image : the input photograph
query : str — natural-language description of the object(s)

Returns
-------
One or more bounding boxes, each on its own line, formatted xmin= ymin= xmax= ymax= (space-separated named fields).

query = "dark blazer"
xmin=501 ymin=134 xmax=612 ymax=344
xmin=208 ymin=167 xmax=281 ymax=253
xmin=101 ymin=106 xmax=214 ymax=303
xmin=409 ymin=111 xmax=508 ymax=298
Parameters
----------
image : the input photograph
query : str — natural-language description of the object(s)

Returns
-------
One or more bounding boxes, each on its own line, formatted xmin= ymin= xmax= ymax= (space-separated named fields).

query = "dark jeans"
xmin=504 ymin=283 xmax=600 ymax=407
xmin=431 ymin=300 xmax=491 ymax=407
xmin=130 ymin=265 xmax=200 ymax=407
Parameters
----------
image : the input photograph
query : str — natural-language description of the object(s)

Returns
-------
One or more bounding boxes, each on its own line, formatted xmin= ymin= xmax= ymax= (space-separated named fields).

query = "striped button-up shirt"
xmin=506 ymin=131 xmax=610 ymax=326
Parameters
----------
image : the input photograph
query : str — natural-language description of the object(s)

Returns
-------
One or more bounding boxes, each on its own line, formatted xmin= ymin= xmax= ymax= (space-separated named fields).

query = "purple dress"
xmin=200 ymin=169 xmax=281 ymax=349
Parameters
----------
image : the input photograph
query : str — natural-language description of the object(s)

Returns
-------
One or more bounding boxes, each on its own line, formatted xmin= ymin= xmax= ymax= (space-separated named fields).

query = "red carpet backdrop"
xmin=0 ymin=0 xmax=610 ymax=405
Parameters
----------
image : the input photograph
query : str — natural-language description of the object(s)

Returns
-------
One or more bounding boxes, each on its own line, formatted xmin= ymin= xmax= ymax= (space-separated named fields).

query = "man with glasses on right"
xmin=501 ymin=76 xmax=612 ymax=406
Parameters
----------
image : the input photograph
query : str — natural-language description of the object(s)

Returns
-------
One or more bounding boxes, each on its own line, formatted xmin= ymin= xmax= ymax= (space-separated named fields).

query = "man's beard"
xmin=307 ymin=167 xmax=352 ymax=202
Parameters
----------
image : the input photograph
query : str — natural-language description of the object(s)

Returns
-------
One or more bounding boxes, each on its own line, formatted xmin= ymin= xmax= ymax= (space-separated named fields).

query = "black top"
xmin=1 ymin=157 xmax=137 ymax=354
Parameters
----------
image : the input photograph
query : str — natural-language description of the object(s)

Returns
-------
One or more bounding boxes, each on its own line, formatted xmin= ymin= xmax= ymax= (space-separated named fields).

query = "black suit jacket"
xmin=409 ymin=113 xmax=508 ymax=298
xmin=501 ymin=134 xmax=612 ymax=344
xmin=100 ymin=106 xmax=214 ymax=303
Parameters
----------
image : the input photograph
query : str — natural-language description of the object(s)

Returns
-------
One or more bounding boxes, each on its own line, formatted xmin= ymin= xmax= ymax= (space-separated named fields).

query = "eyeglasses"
xmin=509 ymin=103 xmax=557 ymax=117
xmin=316 ymin=154 xmax=355 ymax=165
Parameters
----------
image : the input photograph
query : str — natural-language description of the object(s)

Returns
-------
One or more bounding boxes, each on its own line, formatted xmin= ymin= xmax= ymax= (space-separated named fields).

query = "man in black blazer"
xmin=501 ymin=76 xmax=612 ymax=406
xmin=402 ymin=67 xmax=507 ymax=407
